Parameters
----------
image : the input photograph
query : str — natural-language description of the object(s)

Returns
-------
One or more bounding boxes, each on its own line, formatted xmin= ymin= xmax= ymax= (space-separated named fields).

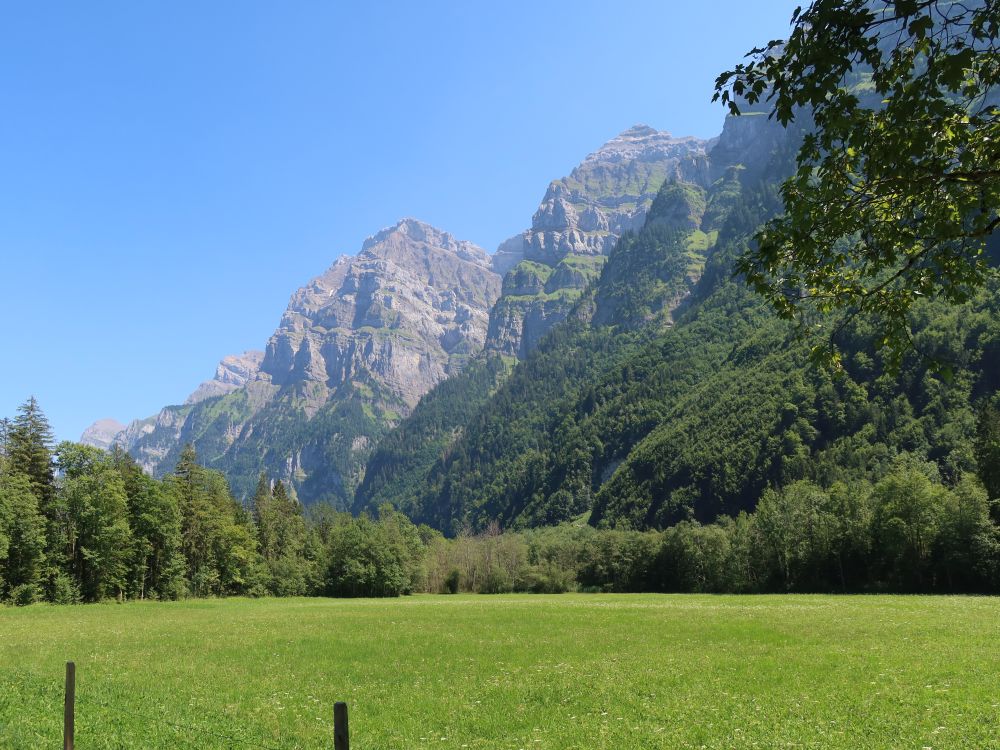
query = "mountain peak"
xmin=620 ymin=123 xmax=663 ymax=138
xmin=585 ymin=124 xmax=706 ymax=166
xmin=80 ymin=418 xmax=126 ymax=450
xmin=373 ymin=217 xmax=439 ymax=241
xmin=362 ymin=218 xmax=491 ymax=267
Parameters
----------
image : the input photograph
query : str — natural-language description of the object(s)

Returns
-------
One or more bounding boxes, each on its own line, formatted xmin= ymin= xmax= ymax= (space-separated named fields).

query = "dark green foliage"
xmin=110 ymin=447 xmax=186 ymax=600
xmin=2 ymin=397 xmax=999 ymax=598
xmin=169 ymin=445 xmax=263 ymax=597
xmin=252 ymin=474 xmax=314 ymax=596
xmin=55 ymin=443 xmax=133 ymax=601
xmin=715 ymin=0 xmax=1000 ymax=366
xmin=0 ymin=399 xmax=437 ymax=603
xmin=359 ymin=110 xmax=1000 ymax=560
xmin=0 ymin=471 xmax=47 ymax=603
xmin=354 ymin=356 xmax=512 ymax=516
xmin=592 ymin=224 xmax=693 ymax=328
xmin=324 ymin=506 xmax=425 ymax=597
xmin=975 ymin=402 xmax=1000 ymax=505
xmin=365 ymin=176 xmax=785 ymax=534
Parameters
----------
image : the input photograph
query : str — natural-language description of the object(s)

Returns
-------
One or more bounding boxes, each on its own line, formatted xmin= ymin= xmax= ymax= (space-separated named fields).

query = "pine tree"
xmin=169 ymin=445 xmax=264 ymax=596
xmin=0 ymin=417 xmax=11 ymax=461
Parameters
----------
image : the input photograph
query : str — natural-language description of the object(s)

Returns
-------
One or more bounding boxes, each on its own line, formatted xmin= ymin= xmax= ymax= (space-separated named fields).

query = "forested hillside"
xmin=358 ymin=110 xmax=1000 ymax=540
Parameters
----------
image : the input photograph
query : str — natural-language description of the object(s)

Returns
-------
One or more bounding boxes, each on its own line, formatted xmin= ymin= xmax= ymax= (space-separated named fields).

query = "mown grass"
xmin=2 ymin=594 xmax=998 ymax=749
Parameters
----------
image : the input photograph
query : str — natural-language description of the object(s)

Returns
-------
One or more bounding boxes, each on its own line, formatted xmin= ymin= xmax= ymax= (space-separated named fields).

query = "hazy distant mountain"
xmin=79 ymin=418 xmax=126 ymax=451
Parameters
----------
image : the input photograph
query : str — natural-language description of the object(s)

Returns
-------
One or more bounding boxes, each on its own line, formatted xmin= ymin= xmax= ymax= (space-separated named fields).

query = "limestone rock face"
xmin=186 ymin=351 xmax=265 ymax=404
xmin=261 ymin=218 xmax=499 ymax=406
xmin=486 ymin=125 xmax=711 ymax=357
xmin=708 ymin=112 xmax=791 ymax=181
xmin=79 ymin=419 xmax=126 ymax=451
xmin=110 ymin=219 xmax=501 ymax=505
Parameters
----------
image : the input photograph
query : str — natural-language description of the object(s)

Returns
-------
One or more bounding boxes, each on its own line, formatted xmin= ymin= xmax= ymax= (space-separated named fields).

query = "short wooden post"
xmin=63 ymin=661 xmax=75 ymax=750
xmin=334 ymin=701 xmax=349 ymax=750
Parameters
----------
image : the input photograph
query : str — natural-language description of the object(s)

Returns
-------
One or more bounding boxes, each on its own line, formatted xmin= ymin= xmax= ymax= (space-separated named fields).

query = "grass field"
xmin=2 ymin=594 xmax=999 ymax=749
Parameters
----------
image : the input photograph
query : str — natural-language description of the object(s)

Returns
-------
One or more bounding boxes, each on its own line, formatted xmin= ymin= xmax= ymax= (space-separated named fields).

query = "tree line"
xmin=4 ymin=397 xmax=1000 ymax=604
xmin=0 ymin=397 xmax=424 ymax=603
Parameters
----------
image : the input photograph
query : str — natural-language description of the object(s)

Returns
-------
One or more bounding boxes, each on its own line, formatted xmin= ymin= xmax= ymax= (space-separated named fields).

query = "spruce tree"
xmin=7 ymin=397 xmax=55 ymax=506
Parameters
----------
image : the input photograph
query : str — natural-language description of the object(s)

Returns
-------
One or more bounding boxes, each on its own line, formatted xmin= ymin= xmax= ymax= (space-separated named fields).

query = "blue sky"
xmin=0 ymin=1 xmax=795 ymax=441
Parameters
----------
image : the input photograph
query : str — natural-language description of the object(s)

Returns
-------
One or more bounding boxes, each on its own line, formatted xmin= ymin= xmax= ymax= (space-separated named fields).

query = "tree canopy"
xmin=715 ymin=0 xmax=1000 ymax=367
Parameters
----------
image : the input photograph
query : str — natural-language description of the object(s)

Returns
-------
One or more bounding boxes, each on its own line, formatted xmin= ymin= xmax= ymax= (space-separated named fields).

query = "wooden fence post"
xmin=334 ymin=701 xmax=349 ymax=750
xmin=63 ymin=661 xmax=75 ymax=750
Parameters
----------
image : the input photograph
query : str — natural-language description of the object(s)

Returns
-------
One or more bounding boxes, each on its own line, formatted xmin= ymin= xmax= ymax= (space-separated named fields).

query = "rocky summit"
xmin=486 ymin=125 xmax=711 ymax=358
xmin=79 ymin=418 xmax=126 ymax=451
xmin=261 ymin=218 xmax=500 ymax=407
xmin=87 ymin=218 xmax=500 ymax=506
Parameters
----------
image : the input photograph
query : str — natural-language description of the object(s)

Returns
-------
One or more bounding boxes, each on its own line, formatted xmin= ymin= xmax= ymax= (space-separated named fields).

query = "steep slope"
xmin=397 ymin=172 xmax=755 ymax=533
xmin=486 ymin=125 xmax=713 ymax=358
xmin=356 ymin=123 xmax=751 ymax=527
xmin=101 ymin=219 xmax=501 ymax=506
xmin=364 ymin=107 xmax=1000 ymax=535
xmin=354 ymin=125 xmax=716 ymax=517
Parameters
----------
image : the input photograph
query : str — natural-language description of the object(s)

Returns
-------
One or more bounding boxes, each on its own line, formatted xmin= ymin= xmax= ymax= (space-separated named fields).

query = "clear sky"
xmin=0 ymin=1 xmax=795 ymax=442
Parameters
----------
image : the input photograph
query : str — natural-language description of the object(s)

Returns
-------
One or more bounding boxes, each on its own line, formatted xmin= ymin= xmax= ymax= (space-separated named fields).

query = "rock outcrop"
xmin=486 ymin=125 xmax=712 ymax=357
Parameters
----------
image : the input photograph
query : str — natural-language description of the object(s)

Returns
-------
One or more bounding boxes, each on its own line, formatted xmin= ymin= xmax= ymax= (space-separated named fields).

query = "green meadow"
xmin=2 ymin=594 xmax=998 ymax=749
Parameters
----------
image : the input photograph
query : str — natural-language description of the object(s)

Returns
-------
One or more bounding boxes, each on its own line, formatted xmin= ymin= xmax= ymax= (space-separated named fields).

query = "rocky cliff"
xmin=89 ymin=219 xmax=501 ymax=506
xmin=485 ymin=124 xmax=712 ymax=358
xmin=261 ymin=219 xmax=499 ymax=406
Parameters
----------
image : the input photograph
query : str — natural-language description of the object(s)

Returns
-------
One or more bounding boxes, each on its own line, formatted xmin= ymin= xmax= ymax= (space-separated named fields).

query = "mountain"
xmin=88 ymin=109 xmax=995 ymax=537
xmin=359 ymin=109 xmax=997 ymax=535
xmin=88 ymin=218 xmax=501 ymax=506
xmin=79 ymin=418 xmax=126 ymax=450
xmin=353 ymin=125 xmax=718 ymax=516
xmin=354 ymin=124 xmax=747 ymax=521
xmin=486 ymin=125 xmax=713 ymax=358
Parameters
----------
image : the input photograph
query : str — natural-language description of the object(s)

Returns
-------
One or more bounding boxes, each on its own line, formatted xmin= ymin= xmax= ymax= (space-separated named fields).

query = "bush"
xmin=49 ymin=573 xmax=80 ymax=605
xmin=10 ymin=583 xmax=39 ymax=606
xmin=523 ymin=562 xmax=575 ymax=593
